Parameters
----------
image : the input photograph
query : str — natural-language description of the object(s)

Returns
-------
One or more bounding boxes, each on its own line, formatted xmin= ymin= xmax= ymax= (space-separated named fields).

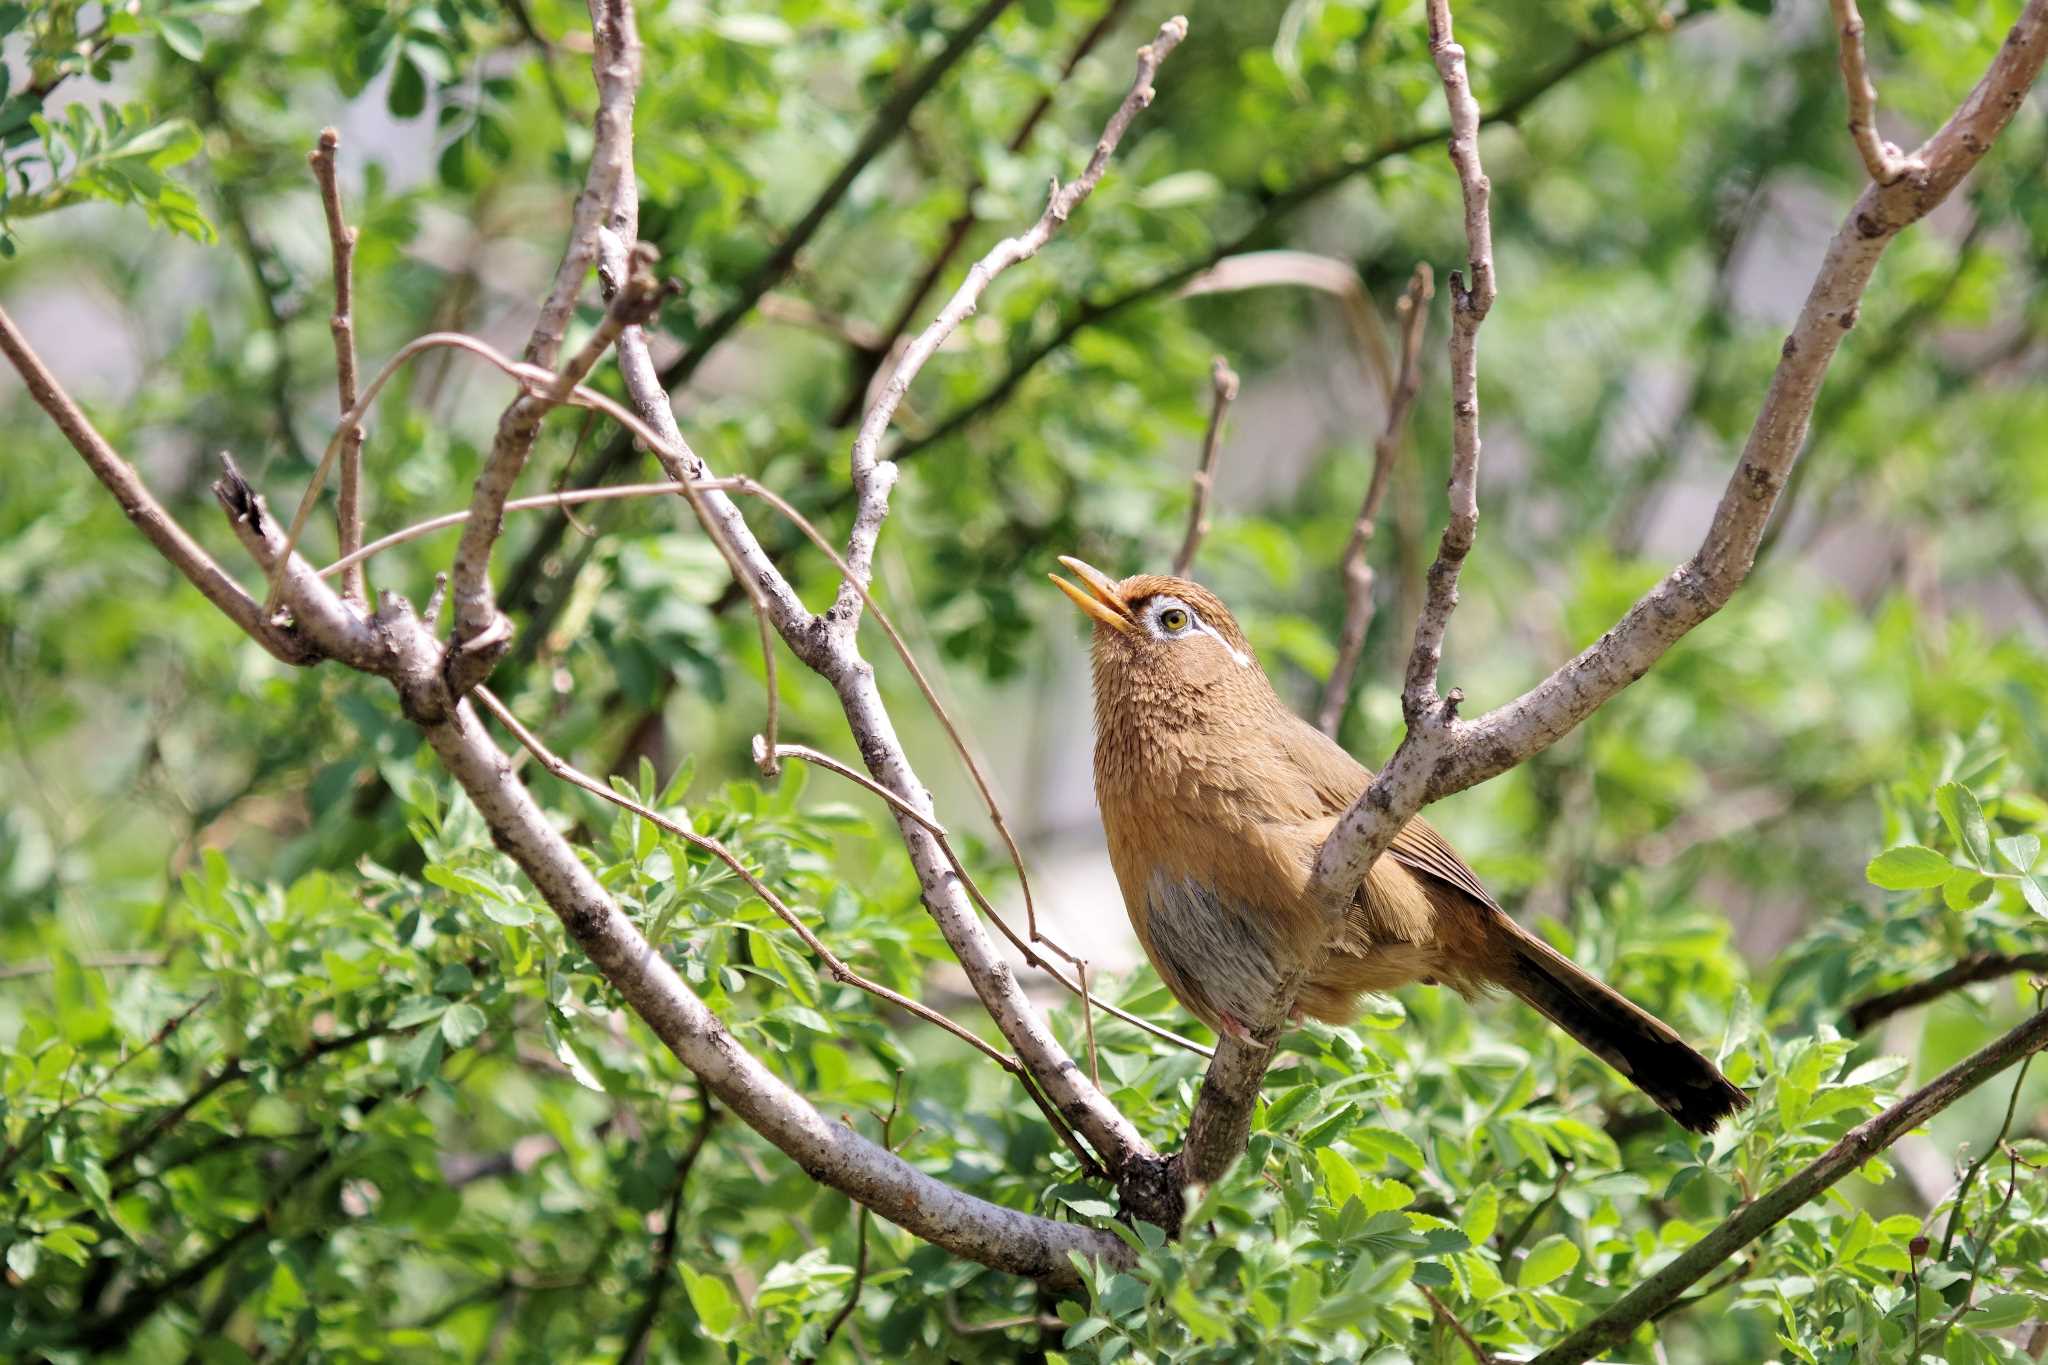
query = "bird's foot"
xmin=1215 ymin=1011 xmax=1257 ymax=1044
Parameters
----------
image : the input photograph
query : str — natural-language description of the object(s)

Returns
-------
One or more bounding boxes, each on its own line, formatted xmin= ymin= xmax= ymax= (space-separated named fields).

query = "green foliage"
xmin=0 ymin=2 xmax=222 ymax=254
xmin=4 ymin=0 xmax=2048 ymax=1359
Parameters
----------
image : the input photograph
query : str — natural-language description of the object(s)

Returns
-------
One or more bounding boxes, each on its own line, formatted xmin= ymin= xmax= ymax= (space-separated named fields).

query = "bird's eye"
xmin=1158 ymin=607 xmax=1190 ymax=632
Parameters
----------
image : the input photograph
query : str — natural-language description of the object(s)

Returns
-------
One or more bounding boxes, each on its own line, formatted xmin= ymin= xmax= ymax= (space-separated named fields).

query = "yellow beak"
xmin=1050 ymin=555 xmax=1136 ymax=634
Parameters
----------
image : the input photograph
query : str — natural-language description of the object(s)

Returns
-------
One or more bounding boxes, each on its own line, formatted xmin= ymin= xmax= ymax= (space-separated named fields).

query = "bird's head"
xmin=1050 ymin=556 xmax=1266 ymax=700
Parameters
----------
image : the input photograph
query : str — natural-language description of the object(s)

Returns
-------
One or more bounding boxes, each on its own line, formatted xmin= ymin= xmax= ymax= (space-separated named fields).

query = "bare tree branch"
xmin=1397 ymin=0 xmax=1496 ymax=737
xmin=0 ymin=305 xmax=317 ymax=667
xmin=1530 ymin=1004 xmax=2048 ymax=1365
xmin=1316 ymin=263 xmax=1434 ymax=736
xmin=1830 ymin=0 xmax=1924 ymax=185
xmin=834 ymin=0 xmax=1140 ymax=425
xmin=309 ymin=127 xmax=369 ymax=606
xmin=1170 ymin=356 xmax=1240 ymax=577
xmin=1849 ymin=952 xmax=2048 ymax=1033
xmin=497 ymin=0 xmax=1024 ymax=603
xmin=834 ymin=15 xmax=1190 ymax=622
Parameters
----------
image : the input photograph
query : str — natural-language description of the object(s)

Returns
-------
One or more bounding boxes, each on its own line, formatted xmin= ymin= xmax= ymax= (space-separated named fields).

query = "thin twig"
xmin=1499 ymin=1160 xmax=1574 ymax=1260
xmin=833 ymin=0 xmax=1139 ymax=424
xmin=1170 ymin=356 xmax=1241 ymax=577
xmin=754 ymin=746 xmax=1210 ymax=1059
xmin=1399 ymin=0 xmax=1495 ymax=736
xmin=308 ymin=128 xmax=368 ymax=605
xmin=1829 ymin=0 xmax=1924 ymax=185
xmin=472 ymin=689 xmax=1014 ymax=1074
xmin=1421 ymin=1283 xmax=1496 ymax=1365
xmin=1315 ymin=263 xmax=1434 ymax=736
xmin=617 ymin=1087 xmax=717 ymax=1365
xmin=824 ymin=1075 xmax=905 ymax=1350
xmin=1847 ymin=951 xmax=2048 ymax=1033
xmin=1178 ymin=249 xmax=1395 ymax=402
xmin=317 ymin=480 xmax=740 ymax=581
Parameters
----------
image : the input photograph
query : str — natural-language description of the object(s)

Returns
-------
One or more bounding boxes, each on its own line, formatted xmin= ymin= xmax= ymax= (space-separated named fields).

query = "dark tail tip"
xmin=1504 ymin=938 xmax=1749 ymax=1134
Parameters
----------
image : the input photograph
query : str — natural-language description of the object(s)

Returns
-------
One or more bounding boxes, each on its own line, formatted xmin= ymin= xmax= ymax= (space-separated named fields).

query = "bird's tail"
xmin=1495 ymin=920 xmax=1747 ymax=1134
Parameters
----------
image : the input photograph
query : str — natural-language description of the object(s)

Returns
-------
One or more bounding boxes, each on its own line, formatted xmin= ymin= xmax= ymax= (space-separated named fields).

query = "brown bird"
xmin=1051 ymin=556 xmax=1748 ymax=1133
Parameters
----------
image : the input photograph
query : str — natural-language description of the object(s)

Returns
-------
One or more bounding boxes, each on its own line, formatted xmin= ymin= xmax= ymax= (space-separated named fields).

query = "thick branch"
xmin=1530 ymin=1004 xmax=2048 ymax=1365
xmin=1315 ymin=263 xmax=1433 ymax=736
xmin=1170 ymin=356 xmax=1240 ymax=578
xmin=0 ymin=305 xmax=316 ymax=667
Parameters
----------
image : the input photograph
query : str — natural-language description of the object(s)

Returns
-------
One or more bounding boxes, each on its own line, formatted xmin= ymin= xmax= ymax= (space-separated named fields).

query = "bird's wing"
xmin=1387 ymin=816 xmax=1502 ymax=913
xmin=1277 ymin=710 xmax=1502 ymax=913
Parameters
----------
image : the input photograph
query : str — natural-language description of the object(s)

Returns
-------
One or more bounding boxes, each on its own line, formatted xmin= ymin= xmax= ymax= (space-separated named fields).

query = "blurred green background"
xmin=3 ymin=0 xmax=2047 ymax=1360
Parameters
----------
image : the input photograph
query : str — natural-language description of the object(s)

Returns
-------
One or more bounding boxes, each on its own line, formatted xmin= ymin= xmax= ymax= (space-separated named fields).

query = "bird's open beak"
xmin=1050 ymin=555 xmax=1136 ymax=634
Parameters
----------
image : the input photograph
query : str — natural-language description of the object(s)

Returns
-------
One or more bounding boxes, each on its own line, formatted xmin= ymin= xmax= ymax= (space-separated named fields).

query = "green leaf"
xmin=1995 ymin=833 xmax=2040 ymax=872
xmin=545 ymin=1016 xmax=605 ymax=1092
xmin=1941 ymin=868 xmax=1992 ymax=910
xmin=1934 ymin=783 xmax=1991 ymax=869
xmin=387 ymin=57 xmax=427 ymax=118
xmin=1865 ymin=845 xmax=1952 ymax=890
xmin=1460 ymin=1185 xmax=1500 ymax=1246
xmin=157 ymin=16 xmax=204 ymax=60
xmin=439 ymin=1002 xmax=487 ymax=1049
xmin=476 ymin=896 xmax=535 ymax=927
xmin=7 ymin=1239 xmax=39 ymax=1279
xmin=1517 ymin=1234 xmax=1580 ymax=1289
xmin=1064 ymin=1316 xmax=1111 ymax=1347
xmin=1353 ymin=1125 xmax=1427 ymax=1170
xmin=1317 ymin=1146 xmax=1363 ymax=1208
xmin=680 ymin=1266 xmax=740 ymax=1340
